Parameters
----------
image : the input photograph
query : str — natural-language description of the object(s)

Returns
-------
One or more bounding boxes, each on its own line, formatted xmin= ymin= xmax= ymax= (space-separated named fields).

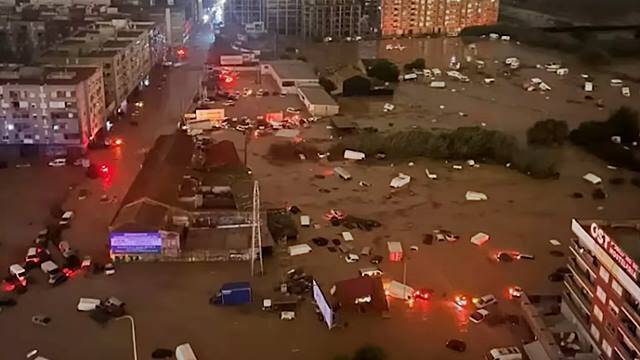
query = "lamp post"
xmin=116 ymin=315 xmax=138 ymax=360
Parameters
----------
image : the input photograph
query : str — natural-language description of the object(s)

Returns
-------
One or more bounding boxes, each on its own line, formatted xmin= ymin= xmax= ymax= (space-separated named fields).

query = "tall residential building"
xmin=563 ymin=219 xmax=640 ymax=359
xmin=301 ymin=0 xmax=363 ymax=40
xmin=0 ymin=65 xmax=105 ymax=154
xmin=381 ymin=0 xmax=499 ymax=37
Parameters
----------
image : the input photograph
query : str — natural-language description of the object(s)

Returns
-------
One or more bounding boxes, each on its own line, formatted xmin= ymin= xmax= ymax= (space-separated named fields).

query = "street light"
xmin=116 ymin=315 xmax=138 ymax=360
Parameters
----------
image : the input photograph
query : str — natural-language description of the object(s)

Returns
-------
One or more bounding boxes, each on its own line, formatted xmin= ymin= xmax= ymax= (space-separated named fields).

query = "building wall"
xmin=565 ymin=220 xmax=640 ymax=359
xmin=224 ymin=0 xmax=265 ymax=25
xmin=381 ymin=0 xmax=499 ymax=37
xmin=265 ymin=0 xmax=301 ymax=35
xmin=301 ymin=0 xmax=363 ymax=40
xmin=0 ymin=68 xmax=105 ymax=149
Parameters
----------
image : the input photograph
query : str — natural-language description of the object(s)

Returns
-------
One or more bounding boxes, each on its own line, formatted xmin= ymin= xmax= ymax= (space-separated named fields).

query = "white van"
xmin=359 ymin=267 xmax=383 ymax=277
xmin=333 ymin=167 xmax=352 ymax=180
xmin=429 ymin=81 xmax=446 ymax=89
xmin=176 ymin=343 xmax=198 ymax=360
xmin=431 ymin=68 xmax=442 ymax=77
xmin=9 ymin=264 xmax=27 ymax=283
xmin=485 ymin=346 xmax=522 ymax=360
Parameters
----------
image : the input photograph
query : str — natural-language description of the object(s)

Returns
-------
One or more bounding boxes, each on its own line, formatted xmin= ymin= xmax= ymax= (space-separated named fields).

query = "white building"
xmin=297 ymin=85 xmax=339 ymax=116
xmin=260 ymin=60 xmax=318 ymax=94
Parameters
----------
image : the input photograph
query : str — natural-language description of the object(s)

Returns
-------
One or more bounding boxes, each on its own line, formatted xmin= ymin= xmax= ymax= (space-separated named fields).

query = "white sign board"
xmin=220 ymin=55 xmax=244 ymax=66
xmin=195 ymin=109 xmax=225 ymax=121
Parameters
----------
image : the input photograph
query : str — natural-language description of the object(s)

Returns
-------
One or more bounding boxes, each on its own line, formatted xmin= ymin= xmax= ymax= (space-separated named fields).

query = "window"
xmin=596 ymin=286 xmax=607 ymax=304
xmin=612 ymin=280 xmax=623 ymax=297
xmin=590 ymin=324 xmax=600 ymax=341
xmin=599 ymin=267 xmax=610 ymax=283
xmin=593 ymin=304 xmax=604 ymax=322
xmin=602 ymin=339 xmax=612 ymax=357
xmin=281 ymin=81 xmax=295 ymax=87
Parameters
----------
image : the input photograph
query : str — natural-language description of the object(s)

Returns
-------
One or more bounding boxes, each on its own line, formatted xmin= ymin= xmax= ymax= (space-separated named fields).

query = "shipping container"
xmin=211 ymin=282 xmax=252 ymax=305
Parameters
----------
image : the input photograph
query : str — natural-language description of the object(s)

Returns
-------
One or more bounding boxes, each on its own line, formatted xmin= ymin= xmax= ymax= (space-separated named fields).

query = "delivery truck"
xmin=210 ymin=282 xmax=252 ymax=305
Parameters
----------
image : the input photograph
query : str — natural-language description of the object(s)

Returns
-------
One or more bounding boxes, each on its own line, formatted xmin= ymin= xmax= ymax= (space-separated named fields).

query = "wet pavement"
xmin=1 ymin=34 xmax=640 ymax=360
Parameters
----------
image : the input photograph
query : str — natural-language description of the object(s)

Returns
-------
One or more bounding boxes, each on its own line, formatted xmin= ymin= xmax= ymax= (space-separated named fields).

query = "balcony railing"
xmin=567 ymin=259 xmax=596 ymax=296
xmin=617 ymin=320 xmax=640 ymax=355
xmin=564 ymin=278 xmax=593 ymax=314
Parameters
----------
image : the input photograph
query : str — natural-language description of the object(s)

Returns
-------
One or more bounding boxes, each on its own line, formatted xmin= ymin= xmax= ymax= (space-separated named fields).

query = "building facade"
xmin=381 ymin=0 xmax=499 ymax=37
xmin=265 ymin=0 xmax=302 ymax=35
xmin=224 ymin=0 xmax=265 ymax=25
xmin=301 ymin=0 xmax=363 ymax=40
xmin=564 ymin=219 xmax=640 ymax=360
xmin=0 ymin=65 xmax=105 ymax=154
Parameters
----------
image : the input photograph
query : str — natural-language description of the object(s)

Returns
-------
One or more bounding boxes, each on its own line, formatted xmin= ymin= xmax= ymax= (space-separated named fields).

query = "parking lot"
xmin=2 ymin=34 xmax=640 ymax=360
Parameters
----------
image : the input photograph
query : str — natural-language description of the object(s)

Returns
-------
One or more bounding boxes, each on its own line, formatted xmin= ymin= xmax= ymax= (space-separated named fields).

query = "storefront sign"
xmin=110 ymin=232 xmax=162 ymax=254
xmin=590 ymin=223 xmax=639 ymax=280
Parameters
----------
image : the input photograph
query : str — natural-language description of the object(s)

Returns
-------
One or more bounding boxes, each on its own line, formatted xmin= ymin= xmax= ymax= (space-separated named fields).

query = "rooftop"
xmin=116 ymin=132 xmax=253 ymax=216
xmin=265 ymin=60 xmax=317 ymax=80
xmin=298 ymin=85 xmax=338 ymax=106
xmin=0 ymin=65 xmax=99 ymax=85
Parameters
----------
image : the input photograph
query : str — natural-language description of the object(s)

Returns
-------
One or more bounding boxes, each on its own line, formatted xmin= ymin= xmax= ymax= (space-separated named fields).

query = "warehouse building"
xmin=261 ymin=60 xmax=318 ymax=94
xmin=297 ymin=85 xmax=339 ymax=116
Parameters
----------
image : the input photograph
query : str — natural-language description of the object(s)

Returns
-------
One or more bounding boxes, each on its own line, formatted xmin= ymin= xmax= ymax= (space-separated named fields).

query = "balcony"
xmin=621 ymin=299 xmax=640 ymax=338
xmin=567 ymin=258 xmax=596 ymax=295
xmin=569 ymin=240 xmax=599 ymax=275
xmin=615 ymin=331 xmax=636 ymax=360
xmin=562 ymin=292 xmax=592 ymax=331
xmin=564 ymin=277 xmax=593 ymax=314
xmin=618 ymin=319 xmax=640 ymax=355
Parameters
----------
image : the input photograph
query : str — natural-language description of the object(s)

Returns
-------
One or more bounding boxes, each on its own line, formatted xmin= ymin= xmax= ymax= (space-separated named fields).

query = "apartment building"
xmin=381 ymin=0 xmax=499 ymax=37
xmin=0 ymin=65 xmax=105 ymax=154
xmin=40 ymin=49 xmax=119 ymax=114
xmin=563 ymin=219 xmax=640 ymax=359
xmin=41 ymin=25 xmax=152 ymax=113
xmin=301 ymin=0 xmax=363 ymax=40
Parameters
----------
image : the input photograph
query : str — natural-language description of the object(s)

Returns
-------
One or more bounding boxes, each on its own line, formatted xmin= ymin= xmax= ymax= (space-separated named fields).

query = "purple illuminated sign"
xmin=110 ymin=232 xmax=162 ymax=254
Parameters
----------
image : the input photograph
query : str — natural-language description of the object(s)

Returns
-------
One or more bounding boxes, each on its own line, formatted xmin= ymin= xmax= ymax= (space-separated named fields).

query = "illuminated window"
xmin=599 ymin=267 xmax=610 ymax=283
xmin=611 ymin=280 xmax=623 ymax=297
xmin=602 ymin=340 xmax=612 ymax=357
xmin=590 ymin=324 xmax=600 ymax=341
xmin=593 ymin=304 xmax=603 ymax=322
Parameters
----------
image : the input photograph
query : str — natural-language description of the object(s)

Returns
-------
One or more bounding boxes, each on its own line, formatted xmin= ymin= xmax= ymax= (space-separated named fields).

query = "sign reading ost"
xmin=590 ymin=223 xmax=640 ymax=281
